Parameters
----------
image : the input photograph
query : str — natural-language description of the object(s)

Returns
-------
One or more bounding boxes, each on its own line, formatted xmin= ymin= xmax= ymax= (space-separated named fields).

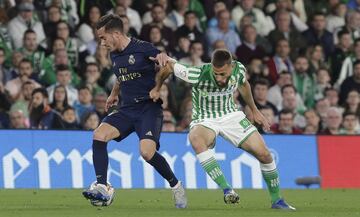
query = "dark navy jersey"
xmin=110 ymin=38 xmax=160 ymax=106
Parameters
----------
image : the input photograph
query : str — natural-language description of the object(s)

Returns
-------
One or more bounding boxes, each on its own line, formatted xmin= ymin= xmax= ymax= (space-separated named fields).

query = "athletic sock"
xmin=261 ymin=161 xmax=281 ymax=203
xmin=147 ymin=152 xmax=179 ymax=187
xmin=92 ymin=140 xmax=108 ymax=185
xmin=197 ymin=149 xmax=232 ymax=190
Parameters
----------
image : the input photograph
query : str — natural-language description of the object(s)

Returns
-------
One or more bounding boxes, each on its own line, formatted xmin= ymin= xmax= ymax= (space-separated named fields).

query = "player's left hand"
xmin=149 ymin=87 xmax=160 ymax=102
xmin=252 ymin=109 xmax=270 ymax=132
xmin=149 ymin=52 xmax=170 ymax=66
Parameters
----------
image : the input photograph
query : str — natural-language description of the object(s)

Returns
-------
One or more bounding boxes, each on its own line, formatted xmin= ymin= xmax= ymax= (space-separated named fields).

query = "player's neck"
xmin=116 ymin=36 xmax=131 ymax=51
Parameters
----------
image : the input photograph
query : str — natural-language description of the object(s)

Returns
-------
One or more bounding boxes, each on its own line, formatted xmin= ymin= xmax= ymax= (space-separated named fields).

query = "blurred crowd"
xmin=0 ymin=0 xmax=360 ymax=135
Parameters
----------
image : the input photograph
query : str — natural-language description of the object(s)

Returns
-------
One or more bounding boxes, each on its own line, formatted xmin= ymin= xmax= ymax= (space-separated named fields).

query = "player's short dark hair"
xmin=96 ymin=14 xmax=124 ymax=33
xmin=279 ymin=109 xmax=294 ymax=119
xmin=32 ymin=87 xmax=49 ymax=99
xmin=211 ymin=49 xmax=232 ymax=68
xmin=56 ymin=64 xmax=70 ymax=73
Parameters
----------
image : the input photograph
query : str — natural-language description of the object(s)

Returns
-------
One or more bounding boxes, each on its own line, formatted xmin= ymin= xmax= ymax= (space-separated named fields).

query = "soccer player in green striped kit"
xmin=150 ymin=49 xmax=295 ymax=210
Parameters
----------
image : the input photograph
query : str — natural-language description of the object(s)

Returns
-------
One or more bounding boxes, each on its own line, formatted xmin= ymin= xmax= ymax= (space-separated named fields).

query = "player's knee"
xmin=140 ymin=148 xmax=155 ymax=161
xmin=93 ymin=128 xmax=110 ymax=142
xmin=189 ymin=133 xmax=207 ymax=153
xmin=257 ymin=150 xmax=273 ymax=164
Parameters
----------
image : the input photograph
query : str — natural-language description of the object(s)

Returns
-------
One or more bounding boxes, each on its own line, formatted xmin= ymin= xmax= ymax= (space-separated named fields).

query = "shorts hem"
xmin=237 ymin=129 xmax=257 ymax=148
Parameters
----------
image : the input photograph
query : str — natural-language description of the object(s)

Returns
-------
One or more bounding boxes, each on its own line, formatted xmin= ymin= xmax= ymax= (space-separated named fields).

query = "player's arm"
xmin=105 ymin=80 xmax=120 ymax=112
xmin=238 ymin=80 xmax=270 ymax=131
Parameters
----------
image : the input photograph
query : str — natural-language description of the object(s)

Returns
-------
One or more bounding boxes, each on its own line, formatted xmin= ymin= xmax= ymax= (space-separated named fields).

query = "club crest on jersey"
xmin=128 ymin=55 xmax=135 ymax=65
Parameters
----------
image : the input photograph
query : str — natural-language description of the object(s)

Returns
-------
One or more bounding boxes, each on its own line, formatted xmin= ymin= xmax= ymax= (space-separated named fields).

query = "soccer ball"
xmin=89 ymin=181 xmax=115 ymax=207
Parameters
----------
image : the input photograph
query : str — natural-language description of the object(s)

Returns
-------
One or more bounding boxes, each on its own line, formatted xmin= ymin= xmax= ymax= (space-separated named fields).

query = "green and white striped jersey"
xmin=173 ymin=61 xmax=247 ymax=120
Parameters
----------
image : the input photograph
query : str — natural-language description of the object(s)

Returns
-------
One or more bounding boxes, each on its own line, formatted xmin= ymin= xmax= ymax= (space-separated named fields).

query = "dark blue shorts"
xmin=102 ymin=101 xmax=163 ymax=149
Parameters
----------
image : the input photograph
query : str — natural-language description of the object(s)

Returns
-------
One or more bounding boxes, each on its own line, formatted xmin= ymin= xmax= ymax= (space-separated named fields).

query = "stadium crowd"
xmin=0 ymin=0 xmax=359 ymax=134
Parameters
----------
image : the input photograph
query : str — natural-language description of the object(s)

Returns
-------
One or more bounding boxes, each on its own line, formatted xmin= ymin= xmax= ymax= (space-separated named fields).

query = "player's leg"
xmin=137 ymin=103 xmax=187 ymax=208
xmin=241 ymin=132 xmax=295 ymax=210
xmin=189 ymin=125 xmax=238 ymax=203
xmin=83 ymin=122 xmax=120 ymax=202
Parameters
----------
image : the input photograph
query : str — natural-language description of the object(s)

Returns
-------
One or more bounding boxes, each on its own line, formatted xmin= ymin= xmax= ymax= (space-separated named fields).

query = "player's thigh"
xmin=189 ymin=124 xmax=216 ymax=153
xmin=93 ymin=122 xmax=121 ymax=142
xmin=241 ymin=131 xmax=273 ymax=164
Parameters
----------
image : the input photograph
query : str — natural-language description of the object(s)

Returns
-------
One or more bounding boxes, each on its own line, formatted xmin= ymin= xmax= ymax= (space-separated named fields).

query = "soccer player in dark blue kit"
xmin=82 ymin=14 xmax=187 ymax=208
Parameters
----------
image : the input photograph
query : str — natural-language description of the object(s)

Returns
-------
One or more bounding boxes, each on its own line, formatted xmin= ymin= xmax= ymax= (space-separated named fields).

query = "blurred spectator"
xmin=148 ymin=25 xmax=168 ymax=52
xmin=267 ymin=9 xmax=307 ymax=59
xmin=8 ymin=2 xmax=46 ymax=49
xmin=19 ymin=29 xmax=46 ymax=78
xmin=347 ymin=0 xmax=360 ymax=10
xmin=81 ymin=111 xmax=99 ymax=130
xmin=270 ymin=109 xmax=302 ymax=134
xmin=49 ymin=84 xmax=69 ymax=113
xmin=83 ymin=63 xmax=105 ymax=96
xmin=306 ymin=44 xmax=327 ymax=74
xmin=142 ymin=0 xmax=171 ymax=25
xmin=5 ymin=59 xmax=41 ymax=100
xmin=162 ymin=109 xmax=176 ymax=132
xmin=48 ymin=0 xmax=79 ymax=28
xmin=231 ymin=0 xmax=275 ymax=36
xmin=315 ymin=67 xmax=332 ymax=100
xmin=324 ymin=87 xmax=340 ymax=107
xmin=246 ymin=58 xmax=268 ymax=83
xmin=267 ymin=70 xmax=291 ymax=107
xmin=303 ymin=12 xmax=334 ymax=59
xmin=281 ymin=91 xmax=306 ymax=128
xmin=320 ymin=106 xmax=343 ymax=135
xmin=340 ymin=112 xmax=360 ymax=134
xmin=42 ymin=48 xmax=79 ymax=86
xmin=236 ymin=25 xmax=266 ymax=65
xmin=179 ymin=41 xmax=204 ymax=67
xmin=337 ymin=38 xmax=360 ymax=88
xmin=0 ymin=48 xmax=12 ymax=84
xmin=268 ymin=0 xmax=308 ymax=32
xmin=315 ymin=97 xmax=331 ymax=121
xmin=74 ymin=86 xmax=95 ymax=121
xmin=343 ymin=89 xmax=360 ymax=116
xmin=206 ymin=9 xmax=241 ymax=56
xmin=330 ymin=29 xmax=353 ymax=84
xmin=61 ymin=106 xmax=79 ymax=129
xmin=0 ymin=8 xmax=13 ymax=67
xmin=304 ymin=109 xmax=322 ymax=133
xmin=11 ymin=81 xmax=35 ymax=119
xmin=110 ymin=0 xmax=142 ymax=34
xmin=259 ymin=106 xmax=276 ymax=134
xmin=94 ymin=92 xmax=108 ymax=120
xmin=77 ymin=5 xmax=102 ymax=45
xmin=166 ymin=0 xmax=189 ymax=30
xmin=9 ymin=109 xmax=28 ymax=129
xmin=43 ymin=5 xmax=61 ymax=41
xmin=207 ymin=1 xmax=236 ymax=31
xmin=266 ymin=39 xmax=294 ymax=84
xmin=29 ymin=87 xmax=64 ymax=129
xmin=292 ymin=56 xmax=316 ymax=108
xmin=253 ymin=78 xmax=277 ymax=115
xmin=140 ymin=3 xmax=173 ymax=48
xmin=159 ymin=83 xmax=178 ymax=118
xmin=175 ymin=10 xmax=205 ymax=46
xmin=339 ymin=60 xmax=360 ymax=105
xmin=326 ymin=2 xmax=347 ymax=33
xmin=172 ymin=36 xmax=191 ymax=59
xmin=176 ymin=96 xmax=192 ymax=131
xmin=8 ymin=51 xmax=24 ymax=79
xmin=47 ymin=64 xmax=78 ymax=106
xmin=119 ymin=15 xmax=138 ymax=38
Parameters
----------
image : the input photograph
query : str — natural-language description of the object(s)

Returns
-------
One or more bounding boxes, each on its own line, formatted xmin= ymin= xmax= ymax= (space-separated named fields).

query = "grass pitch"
xmin=0 ymin=189 xmax=359 ymax=217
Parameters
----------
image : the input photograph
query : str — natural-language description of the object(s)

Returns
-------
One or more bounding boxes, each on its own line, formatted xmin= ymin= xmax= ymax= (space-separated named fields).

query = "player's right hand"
xmin=105 ymin=94 xmax=119 ymax=112
xmin=149 ymin=87 xmax=160 ymax=102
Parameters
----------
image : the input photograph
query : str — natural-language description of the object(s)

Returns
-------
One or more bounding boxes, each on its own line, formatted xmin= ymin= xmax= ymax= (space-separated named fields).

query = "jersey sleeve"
xmin=173 ymin=62 xmax=201 ymax=84
xmin=143 ymin=42 xmax=161 ymax=58
xmin=236 ymin=61 xmax=247 ymax=86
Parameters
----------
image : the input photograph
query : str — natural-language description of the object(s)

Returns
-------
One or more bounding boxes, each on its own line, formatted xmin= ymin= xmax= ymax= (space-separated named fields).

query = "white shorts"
xmin=190 ymin=111 xmax=257 ymax=148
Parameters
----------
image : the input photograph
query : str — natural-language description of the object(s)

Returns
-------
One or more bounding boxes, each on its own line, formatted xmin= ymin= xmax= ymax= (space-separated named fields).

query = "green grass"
xmin=0 ymin=189 xmax=359 ymax=217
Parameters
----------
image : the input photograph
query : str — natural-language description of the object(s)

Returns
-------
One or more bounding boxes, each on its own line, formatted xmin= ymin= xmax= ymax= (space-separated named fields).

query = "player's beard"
xmin=30 ymin=104 xmax=45 ymax=126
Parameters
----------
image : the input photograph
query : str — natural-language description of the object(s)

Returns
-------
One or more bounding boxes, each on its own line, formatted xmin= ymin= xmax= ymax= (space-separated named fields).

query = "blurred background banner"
xmin=0 ymin=131 xmax=330 ymax=189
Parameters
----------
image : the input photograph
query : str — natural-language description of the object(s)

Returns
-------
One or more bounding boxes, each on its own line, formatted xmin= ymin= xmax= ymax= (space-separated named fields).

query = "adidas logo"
xmin=145 ymin=131 xmax=153 ymax=136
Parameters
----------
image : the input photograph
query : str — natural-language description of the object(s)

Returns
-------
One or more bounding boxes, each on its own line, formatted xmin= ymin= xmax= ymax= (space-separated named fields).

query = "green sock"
xmin=197 ymin=149 xmax=232 ymax=190
xmin=261 ymin=161 xmax=281 ymax=203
